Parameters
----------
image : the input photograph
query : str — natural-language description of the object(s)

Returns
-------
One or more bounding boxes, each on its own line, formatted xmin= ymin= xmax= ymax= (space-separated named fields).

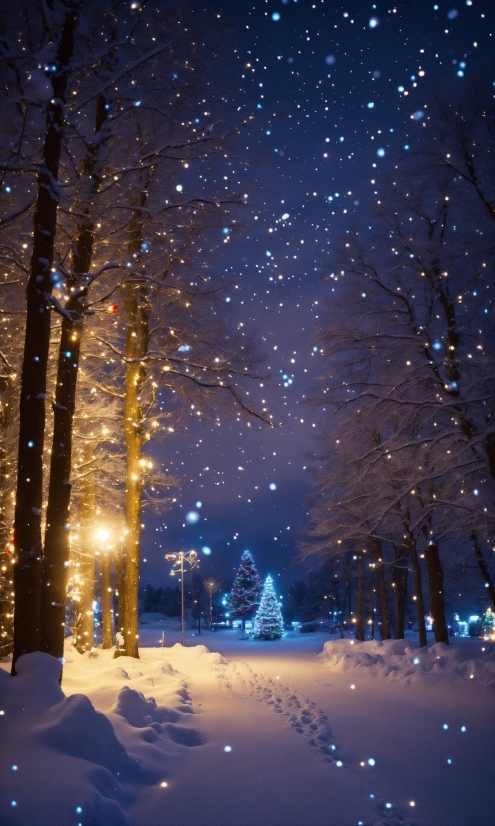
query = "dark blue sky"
xmin=141 ymin=0 xmax=494 ymax=595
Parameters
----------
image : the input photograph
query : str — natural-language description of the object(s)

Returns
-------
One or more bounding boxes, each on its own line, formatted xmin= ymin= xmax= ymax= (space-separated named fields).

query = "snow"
xmin=1 ymin=624 xmax=494 ymax=826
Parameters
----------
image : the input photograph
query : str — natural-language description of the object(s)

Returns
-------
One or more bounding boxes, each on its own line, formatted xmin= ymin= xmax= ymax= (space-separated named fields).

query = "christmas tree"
xmin=228 ymin=550 xmax=262 ymax=629
xmin=253 ymin=575 xmax=284 ymax=640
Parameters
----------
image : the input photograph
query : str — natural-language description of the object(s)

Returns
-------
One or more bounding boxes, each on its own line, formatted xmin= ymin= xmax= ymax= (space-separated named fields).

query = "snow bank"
xmin=0 ymin=647 xmax=209 ymax=826
xmin=319 ymin=638 xmax=495 ymax=687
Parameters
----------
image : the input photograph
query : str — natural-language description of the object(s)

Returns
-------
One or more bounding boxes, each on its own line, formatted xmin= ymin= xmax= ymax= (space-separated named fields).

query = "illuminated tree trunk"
xmin=74 ymin=444 xmax=97 ymax=653
xmin=121 ymin=193 xmax=150 ymax=658
xmin=355 ymin=555 xmax=365 ymax=641
xmin=40 ymin=91 xmax=109 ymax=659
xmin=372 ymin=537 xmax=391 ymax=640
xmin=114 ymin=549 xmax=126 ymax=637
xmin=122 ymin=277 xmax=148 ymax=658
xmin=12 ymin=3 xmax=78 ymax=674
xmin=101 ymin=554 xmax=113 ymax=648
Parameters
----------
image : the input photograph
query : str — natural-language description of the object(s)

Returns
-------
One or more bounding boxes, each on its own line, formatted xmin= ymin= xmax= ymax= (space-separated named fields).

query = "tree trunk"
xmin=355 ymin=555 xmax=365 ymax=641
xmin=408 ymin=540 xmax=427 ymax=648
xmin=471 ymin=532 xmax=495 ymax=609
xmin=121 ymin=214 xmax=149 ymax=656
xmin=392 ymin=564 xmax=408 ymax=640
xmin=40 ymin=90 xmax=109 ymax=660
xmin=372 ymin=537 xmax=391 ymax=640
xmin=425 ymin=541 xmax=449 ymax=644
xmin=73 ymin=444 xmax=97 ymax=654
xmin=114 ymin=550 xmax=126 ymax=637
xmin=101 ymin=554 xmax=113 ymax=649
xmin=12 ymin=4 xmax=78 ymax=674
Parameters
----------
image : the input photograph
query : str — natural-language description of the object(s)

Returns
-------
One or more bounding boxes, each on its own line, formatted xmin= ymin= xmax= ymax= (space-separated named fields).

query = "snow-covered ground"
xmin=1 ymin=620 xmax=494 ymax=826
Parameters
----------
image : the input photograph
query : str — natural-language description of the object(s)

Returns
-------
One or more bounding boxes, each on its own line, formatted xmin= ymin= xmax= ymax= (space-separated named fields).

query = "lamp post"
xmin=205 ymin=579 xmax=221 ymax=631
xmin=165 ymin=551 xmax=199 ymax=645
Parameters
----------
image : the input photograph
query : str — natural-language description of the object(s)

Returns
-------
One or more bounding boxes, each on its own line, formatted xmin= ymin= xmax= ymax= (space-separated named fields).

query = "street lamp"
xmin=165 ymin=551 xmax=199 ymax=645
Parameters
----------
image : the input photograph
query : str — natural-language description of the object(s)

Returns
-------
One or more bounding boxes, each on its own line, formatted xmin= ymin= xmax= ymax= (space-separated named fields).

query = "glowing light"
xmin=369 ymin=17 xmax=380 ymax=27
xmin=224 ymin=745 xmax=232 ymax=752
xmin=443 ymin=724 xmax=449 ymax=730
xmin=271 ymin=12 xmax=281 ymax=21
xmin=410 ymin=801 xmax=416 ymax=807
xmin=350 ymin=684 xmax=355 ymax=690
xmin=269 ymin=483 xmax=276 ymax=490
xmin=160 ymin=782 xmax=168 ymax=788
xmin=186 ymin=511 xmax=200 ymax=524
xmin=368 ymin=758 xmax=375 ymax=766
xmin=201 ymin=546 xmax=212 ymax=555
xmin=461 ymin=726 xmax=466 ymax=732
xmin=413 ymin=657 xmax=420 ymax=664
xmin=325 ymin=55 xmax=336 ymax=65
xmin=377 ymin=148 xmax=385 ymax=157
xmin=336 ymin=760 xmax=343 ymax=766
xmin=176 ymin=185 xmax=183 ymax=192
xmin=95 ymin=528 xmax=110 ymax=542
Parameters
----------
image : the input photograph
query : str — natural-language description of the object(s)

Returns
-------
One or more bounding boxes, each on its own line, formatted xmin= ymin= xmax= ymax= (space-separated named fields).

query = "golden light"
xmin=95 ymin=528 xmax=110 ymax=543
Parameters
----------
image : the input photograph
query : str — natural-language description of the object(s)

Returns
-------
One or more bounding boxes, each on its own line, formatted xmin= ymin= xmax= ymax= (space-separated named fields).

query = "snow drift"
xmin=318 ymin=638 xmax=495 ymax=687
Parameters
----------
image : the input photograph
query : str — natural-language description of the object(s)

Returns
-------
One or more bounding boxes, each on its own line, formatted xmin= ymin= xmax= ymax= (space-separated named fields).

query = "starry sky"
xmin=141 ymin=0 xmax=494 ymax=595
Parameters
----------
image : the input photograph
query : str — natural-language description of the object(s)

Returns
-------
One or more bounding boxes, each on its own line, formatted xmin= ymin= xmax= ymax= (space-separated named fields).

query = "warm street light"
xmin=165 ymin=551 xmax=199 ymax=645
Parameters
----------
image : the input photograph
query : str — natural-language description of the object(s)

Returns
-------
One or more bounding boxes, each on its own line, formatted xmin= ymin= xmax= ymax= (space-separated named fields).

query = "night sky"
xmin=141 ymin=0 xmax=494 ymax=596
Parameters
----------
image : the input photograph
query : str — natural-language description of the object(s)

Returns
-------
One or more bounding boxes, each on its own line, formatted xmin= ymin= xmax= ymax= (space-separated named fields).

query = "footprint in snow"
xmin=216 ymin=661 xmax=335 ymax=762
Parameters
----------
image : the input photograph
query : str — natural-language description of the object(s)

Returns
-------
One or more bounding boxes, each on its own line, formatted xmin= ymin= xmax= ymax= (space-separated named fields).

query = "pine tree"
xmin=229 ymin=550 xmax=262 ymax=628
xmin=253 ymin=575 xmax=284 ymax=641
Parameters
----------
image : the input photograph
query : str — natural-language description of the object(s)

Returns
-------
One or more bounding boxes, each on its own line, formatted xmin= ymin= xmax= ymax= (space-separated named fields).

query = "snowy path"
xmin=128 ymin=626 xmax=495 ymax=826
xmin=1 ymin=626 xmax=494 ymax=826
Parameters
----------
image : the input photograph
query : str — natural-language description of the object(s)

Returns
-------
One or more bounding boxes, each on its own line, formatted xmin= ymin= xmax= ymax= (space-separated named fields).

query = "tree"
xmin=3 ymin=0 xmax=268 ymax=670
xmin=253 ymin=575 xmax=284 ymax=641
xmin=304 ymin=81 xmax=495 ymax=647
xmin=229 ymin=550 xmax=262 ymax=629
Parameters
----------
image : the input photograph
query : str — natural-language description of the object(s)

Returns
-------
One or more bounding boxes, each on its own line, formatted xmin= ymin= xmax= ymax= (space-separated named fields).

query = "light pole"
xmin=205 ymin=579 xmax=221 ymax=631
xmin=165 ymin=551 xmax=199 ymax=645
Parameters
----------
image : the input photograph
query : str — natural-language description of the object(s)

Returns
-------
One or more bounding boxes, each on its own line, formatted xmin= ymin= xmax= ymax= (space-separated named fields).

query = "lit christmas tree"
xmin=228 ymin=550 xmax=262 ymax=629
xmin=253 ymin=575 xmax=284 ymax=640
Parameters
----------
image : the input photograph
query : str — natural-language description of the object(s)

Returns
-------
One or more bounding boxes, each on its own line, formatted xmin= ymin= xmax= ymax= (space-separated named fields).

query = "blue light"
xmin=76 ymin=807 xmax=83 ymax=814
xmin=377 ymin=148 xmax=385 ymax=157
xmin=5 ymin=186 xmax=11 ymax=193
xmin=443 ymin=723 xmax=449 ymax=730
xmin=27 ymin=441 xmax=34 ymax=448
xmin=457 ymin=70 xmax=464 ymax=77
xmin=369 ymin=17 xmax=379 ymax=28
xmin=413 ymin=657 xmax=420 ymax=664
xmin=367 ymin=102 xmax=374 ymax=109
xmin=222 ymin=227 xmax=230 ymax=235
xmin=201 ymin=546 xmax=212 ymax=555
xmin=65 ymin=351 xmax=72 ymax=358
xmin=269 ymin=483 xmax=276 ymax=490
xmin=271 ymin=12 xmax=281 ymax=21
xmin=432 ymin=341 xmax=442 ymax=350
xmin=134 ymin=101 xmax=142 ymax=106
xmin=404 ymin=144 xmax=410 ymax=150
xmin=185 ymin=511 xmax=200 ymax=524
